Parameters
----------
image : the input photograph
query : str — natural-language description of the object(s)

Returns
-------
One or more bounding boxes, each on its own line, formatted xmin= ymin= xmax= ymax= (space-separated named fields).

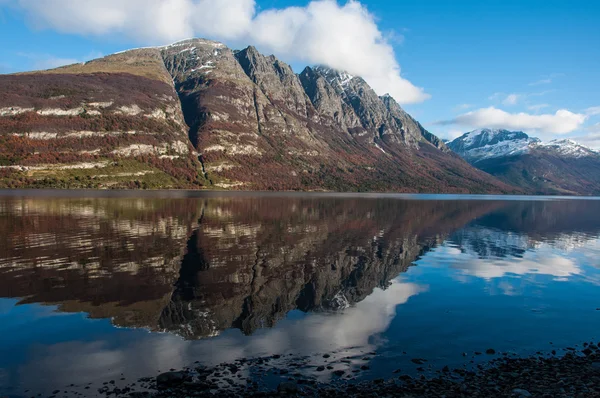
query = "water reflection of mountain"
xmin=449 ymin=200 xmax=600 ymax=259
xmin=157 ymin=198 xmax=505 ymax=339
xmin=2 ymin=195 xmax=599 ymax=340
xmin=0 ymin=198 xmax=202 ymax=327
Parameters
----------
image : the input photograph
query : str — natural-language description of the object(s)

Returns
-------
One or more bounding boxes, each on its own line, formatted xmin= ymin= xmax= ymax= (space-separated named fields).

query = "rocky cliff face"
xmin=0 ymin=38 xmax=515 ymax=193
xmin=448 ymin=129 xmax=600 ymax=195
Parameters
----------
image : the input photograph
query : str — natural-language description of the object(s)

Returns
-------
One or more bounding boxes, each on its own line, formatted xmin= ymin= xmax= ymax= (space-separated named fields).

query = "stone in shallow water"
xmin=512 ymin=388 xmax=532 ymax=397
xmin=156 ymin=371 xmax=185 ymax=386
xmin=278 ymin=381 xmax=299 ymax=393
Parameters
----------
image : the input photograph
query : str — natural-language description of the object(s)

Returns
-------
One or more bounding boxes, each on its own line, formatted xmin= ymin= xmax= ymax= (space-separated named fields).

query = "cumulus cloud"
xmin=8 ymin=0 xmax=428 ymax=104
xmin=435 ymin=107 xmax=588 ymax=135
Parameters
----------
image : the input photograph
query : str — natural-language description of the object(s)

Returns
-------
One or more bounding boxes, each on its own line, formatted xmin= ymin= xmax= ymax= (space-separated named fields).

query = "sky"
xmin=1 ymin=0 xmax=599 ymax=146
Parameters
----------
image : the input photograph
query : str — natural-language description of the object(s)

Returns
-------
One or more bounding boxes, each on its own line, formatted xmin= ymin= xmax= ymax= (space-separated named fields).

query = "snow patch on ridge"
xmin=540 ymin=139 xmax=599 ymax=158
xmin=449 ymin=129 xmax=600 ymax=162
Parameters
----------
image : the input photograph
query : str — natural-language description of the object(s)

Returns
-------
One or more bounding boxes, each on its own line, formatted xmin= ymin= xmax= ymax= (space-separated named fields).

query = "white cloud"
xmin=502 ymin=93 xmax=520 ymax=106
xmin=9 ymin=0 xmax=428 ymax=104
xmin=436 ymin=107 xmax=588 ymax=135
xmin=571 ymin=127 xmax=600 ymax=149
xmin=585 ymin=106 xmax=600 ymax=116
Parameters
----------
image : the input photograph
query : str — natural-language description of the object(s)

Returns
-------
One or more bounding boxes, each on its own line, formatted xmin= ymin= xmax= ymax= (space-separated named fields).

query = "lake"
xmin=1 ymin=191 xmax=599 ymax=397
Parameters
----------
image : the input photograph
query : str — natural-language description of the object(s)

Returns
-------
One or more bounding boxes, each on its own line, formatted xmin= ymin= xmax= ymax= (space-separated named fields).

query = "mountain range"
xmin=447 ymin=129 xmax=600 ymax=195
xmin=0 ymin=38 xmax=597 ymax=195
xmin=0 ymin=38 xmax=515 ymax=193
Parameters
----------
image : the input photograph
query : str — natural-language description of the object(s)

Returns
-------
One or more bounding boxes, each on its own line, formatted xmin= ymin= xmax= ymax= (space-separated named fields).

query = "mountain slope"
xmin=0 ymin=49 xmax=204 ymax=189
xmin=448 ymin=129 xmax=600 ymax=195
xmin=0 ymin=38 xmax=516 ymax=193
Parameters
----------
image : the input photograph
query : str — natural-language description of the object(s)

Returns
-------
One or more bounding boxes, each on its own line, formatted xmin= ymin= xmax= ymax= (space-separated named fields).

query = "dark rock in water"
xmin=442 ymin=366 xmax=450 ymax=372
xmin=583 ymin=348 xmax=593 ymax=355
xmin=156 ymin=371 xmax=185 ymax=386
xmin=486 ymin=348 xmax=496 ymax=355
xmin=512 ymin=388 xmax=532 ymax=397
xmin=333 ymin=370 xmax=345 ymax=377
xmin=277 ymin=381 xmax=299 ymax=394
xmin=411 ymin=358 xmax=427 ymax=365
xmin=360 ymin=365 xmax=370 ymax=370
xmin=316 ymin=366 xmax=325 ymax=372
xmin=474 ymin=352 xmax=482 ymax=355
xmin=323 ymin=354 xmax=330 ymax=359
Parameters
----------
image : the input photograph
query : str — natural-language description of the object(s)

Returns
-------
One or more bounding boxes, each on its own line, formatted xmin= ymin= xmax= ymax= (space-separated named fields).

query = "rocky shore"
xmin=54 ymin=342 xmax=600 ymax=398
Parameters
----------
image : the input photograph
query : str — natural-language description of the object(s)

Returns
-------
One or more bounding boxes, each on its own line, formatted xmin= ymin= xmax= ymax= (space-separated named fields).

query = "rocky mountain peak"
xmin=313 ymin=65 xmax=357 ymax=90
xmin=447 ymin=129 xmax=540 ymax=163
xmin=540 ymin=139 xmax=599 ymax=158
xmin=0 ymin=37 xmax=515 ymax=193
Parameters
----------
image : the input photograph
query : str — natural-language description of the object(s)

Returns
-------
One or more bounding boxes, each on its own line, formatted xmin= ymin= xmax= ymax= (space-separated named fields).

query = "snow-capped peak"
xmin=448 ymin=129 xmax=599 ymax=162
xmin=540 ymin=139 xmax=599 ymax=158
xmin=447 ymin=129 xmax=537 ymax=163
xmin=314 ymin=65 xmax=355 ymax=88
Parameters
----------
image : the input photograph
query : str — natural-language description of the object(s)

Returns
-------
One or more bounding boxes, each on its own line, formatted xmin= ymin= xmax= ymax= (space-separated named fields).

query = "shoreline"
xmin=38 ymin=342 xmax=600 ymax=398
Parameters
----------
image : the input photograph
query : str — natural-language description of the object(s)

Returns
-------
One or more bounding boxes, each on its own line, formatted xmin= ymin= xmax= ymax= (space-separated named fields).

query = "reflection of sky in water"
xmin=1 ymin=197 xmax=600 ymax=396
xmin=3 ymin=233 xmax=600 ymax=396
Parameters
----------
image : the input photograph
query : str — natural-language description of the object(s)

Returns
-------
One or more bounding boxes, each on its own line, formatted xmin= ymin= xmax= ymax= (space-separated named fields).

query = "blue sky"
xmin=1 ymin=0 xmax=599 ymax=145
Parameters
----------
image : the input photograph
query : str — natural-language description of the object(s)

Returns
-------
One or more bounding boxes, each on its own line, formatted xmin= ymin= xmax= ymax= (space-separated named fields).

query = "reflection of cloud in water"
xmin=16 ymin=281 xmax=424 ymax=391
xmin=242 ymin=280 xmax=427 ymax=356
xmin=437 ymin=246 xmax=582 ymax=280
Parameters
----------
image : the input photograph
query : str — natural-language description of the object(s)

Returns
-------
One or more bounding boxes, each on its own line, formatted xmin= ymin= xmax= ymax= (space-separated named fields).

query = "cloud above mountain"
xmin=436 ymin=107 xmax=588 ymax=135
xmin=8 ymin=0 xmax=429 ymax=104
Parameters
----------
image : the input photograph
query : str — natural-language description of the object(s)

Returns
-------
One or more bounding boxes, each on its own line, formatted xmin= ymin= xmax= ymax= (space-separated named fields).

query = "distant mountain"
xmin=0 ymin=38 xmax=516 ymax=193
xmin=448 ymin=129 xmax=600 ymax=195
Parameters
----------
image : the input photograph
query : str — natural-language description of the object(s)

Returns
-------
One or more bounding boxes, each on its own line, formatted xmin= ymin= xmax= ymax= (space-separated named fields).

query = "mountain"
xmin=448 ymin=129 xmax=600 ymax=195
xmin=0 ymin=38 xmax=516 ymax=193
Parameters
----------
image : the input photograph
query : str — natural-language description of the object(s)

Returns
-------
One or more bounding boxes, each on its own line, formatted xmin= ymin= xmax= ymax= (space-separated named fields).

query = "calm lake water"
xmin=1 ymin=191 xmax=600 ymax=397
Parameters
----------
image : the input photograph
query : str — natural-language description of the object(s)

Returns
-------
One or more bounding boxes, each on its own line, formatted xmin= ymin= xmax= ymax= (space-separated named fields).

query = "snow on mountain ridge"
xmin=449 ymin=129 xmax=599 ymax=162
xmin=313 ymin=65 xmax=356 ymax=89
xmin=540 ymin=139 xmax=599 ymax=158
